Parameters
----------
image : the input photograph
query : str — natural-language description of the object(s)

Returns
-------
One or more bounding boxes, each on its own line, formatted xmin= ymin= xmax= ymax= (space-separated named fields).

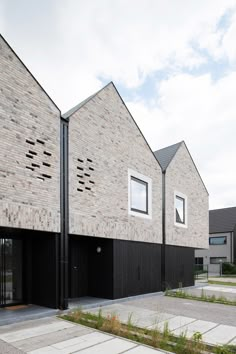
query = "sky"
xmin=1 ymin=0 xmax=236 ymax=210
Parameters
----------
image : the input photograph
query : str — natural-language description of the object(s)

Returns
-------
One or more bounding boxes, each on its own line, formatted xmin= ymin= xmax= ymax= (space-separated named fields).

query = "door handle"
xmin=73 ymin=266 xmax=78 ymax=270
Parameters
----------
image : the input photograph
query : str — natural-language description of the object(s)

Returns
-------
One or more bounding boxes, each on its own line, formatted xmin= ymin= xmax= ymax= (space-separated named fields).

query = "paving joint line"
xmin=67 ymin=337 xmax=114 ymax=353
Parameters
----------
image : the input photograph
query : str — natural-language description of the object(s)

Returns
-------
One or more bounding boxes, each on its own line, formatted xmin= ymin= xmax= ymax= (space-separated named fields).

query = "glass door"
xmin=0 ymin=239 xmax=23 ymax=306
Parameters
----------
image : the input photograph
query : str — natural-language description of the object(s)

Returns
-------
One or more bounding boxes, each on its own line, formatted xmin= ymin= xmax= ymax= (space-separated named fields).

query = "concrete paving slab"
xmin=29 ymin=332 xmax=113 ymax=354
xmin=12 ymin=326 xmax=93 ymax=352
xmin=199 ymin=285 xmax=236 ymax=294
xmin=74 ymin=337 xmax=137 ymax=353
xmin=88 ymin=304 xmax=175 ymax=328
xmin=0 ymin=338 xmax=24 ymax=354
xmin=150 ymin=316 xmax=196 ymax=332
xmin=0 ymin=321 xmax=75 ymax=343
xmin=202 ymin=324 xmax=236 ymax=345
xmin=172 ymin=320 xmax=218 ymax=338
xmin=126 ymin=346 xmax=166 ymax=353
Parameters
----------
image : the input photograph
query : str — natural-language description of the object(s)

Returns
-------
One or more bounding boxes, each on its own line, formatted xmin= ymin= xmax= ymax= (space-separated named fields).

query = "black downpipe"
xmin=59 ymin=119 xmax=69 ymax=309
xmin=161 ymin=171 xmax=166 ymax=291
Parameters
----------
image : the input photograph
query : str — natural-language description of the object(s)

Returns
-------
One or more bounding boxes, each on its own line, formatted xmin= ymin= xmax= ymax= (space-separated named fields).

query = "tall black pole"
xmin=161 ymin=171 xmax=166 ymax=291
xmin=59 ymin=119 xmax=69 ymax=309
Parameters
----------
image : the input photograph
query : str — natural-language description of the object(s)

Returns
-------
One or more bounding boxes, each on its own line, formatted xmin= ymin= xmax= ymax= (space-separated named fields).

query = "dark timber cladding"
xmin=69 ymin=236 xmax=162 ymax=300
xmin=113 ymin=239 xmax=162 ymax=298
xmin=164 ymin=245 xmax=194 ymax=289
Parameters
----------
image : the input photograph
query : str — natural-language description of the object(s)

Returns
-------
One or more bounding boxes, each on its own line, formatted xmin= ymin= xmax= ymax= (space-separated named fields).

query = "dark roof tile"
xmin=210 ymin=207 xmax=236 ymax=233
xmin=154 ymin=141 xmax=183 ymax=171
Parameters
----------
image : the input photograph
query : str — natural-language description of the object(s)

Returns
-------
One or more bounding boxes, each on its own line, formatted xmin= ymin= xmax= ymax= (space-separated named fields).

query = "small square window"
xmin=174 ymin=192 xmax=187 ymax=227
xmin=130 ymin=177 xmax=148 ymax=214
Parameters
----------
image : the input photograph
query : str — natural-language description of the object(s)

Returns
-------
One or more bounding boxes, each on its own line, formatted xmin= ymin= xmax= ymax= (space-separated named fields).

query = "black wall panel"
xmin=113 ymin=240 xmax=162 ymax=299
xmin=70 ymin=238 xmax=89 ymax=298
xmin=88 ymin=237 xmax=113 ymax=299
xmin=69 ymin=236 xmax=113 ymax=299
xmin=31 ymin=233 xmax=59 ymax=308
xmin=165 ymin=245 xmax=194 ymax=289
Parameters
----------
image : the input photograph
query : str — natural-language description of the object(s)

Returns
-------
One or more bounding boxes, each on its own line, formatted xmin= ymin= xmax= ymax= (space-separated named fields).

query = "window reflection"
xmin=131 ymin=177 xmax=148 ymax=214
xmin=175 ymin=196 xmax=185 ymax=224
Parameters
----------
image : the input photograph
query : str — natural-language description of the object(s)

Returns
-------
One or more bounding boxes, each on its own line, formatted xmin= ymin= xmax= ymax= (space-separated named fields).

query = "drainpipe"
xmin=161 ymin=171 xmax=166 ymax=291
xmin=59 ymin=118 xmax=69 ymax=309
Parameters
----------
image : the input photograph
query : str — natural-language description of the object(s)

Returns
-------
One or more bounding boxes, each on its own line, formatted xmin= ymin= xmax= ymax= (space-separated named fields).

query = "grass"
xmin=208 ymin=280 xmax=236 ymax=286
xmin=166 ymin=288 xmax=236 ymax=306
xmin=60 ymin=309 xmax=236 ymax=354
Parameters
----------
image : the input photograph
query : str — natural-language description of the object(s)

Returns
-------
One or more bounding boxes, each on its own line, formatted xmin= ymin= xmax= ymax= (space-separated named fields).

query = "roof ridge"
xmin=62 ymin=82 xmax=113 ymax=119
xmin=154 ymin=141 xmax=183 ymax=172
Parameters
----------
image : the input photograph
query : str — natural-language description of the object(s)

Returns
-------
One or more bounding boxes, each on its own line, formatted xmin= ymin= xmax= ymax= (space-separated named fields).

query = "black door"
xmin=69 ymin=239 xmax=88 ymax=298
xmin=0 ymin=239 xmax=23 ymax=306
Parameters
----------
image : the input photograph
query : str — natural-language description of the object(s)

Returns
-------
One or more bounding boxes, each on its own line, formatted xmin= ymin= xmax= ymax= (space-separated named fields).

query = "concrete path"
xmin=88 ymin=293 xmax=236 ymax=346
xmin=209 ymin=277 xmax=236 ymax=283
xmin=185 ymin=284 xmax=236 ymax=301
xmin=0 ymin=317 xmax=166 ymax=354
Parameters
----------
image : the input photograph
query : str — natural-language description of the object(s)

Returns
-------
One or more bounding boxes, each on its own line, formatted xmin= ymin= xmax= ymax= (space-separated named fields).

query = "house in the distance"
xmin=154 ymin=141 xmax=209 ymax=288
xmin=195 ymin=207 xmax=236 ymax=273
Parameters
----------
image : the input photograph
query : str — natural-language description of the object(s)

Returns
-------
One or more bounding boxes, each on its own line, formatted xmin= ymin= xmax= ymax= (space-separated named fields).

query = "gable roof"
xmin=154 ymin=141 xmax=183 ymax=171
xmin=0 ymin=34 xmax=60 ymax=112
xmin=62 ymin=81 xmax=162 ymax=170
xmin=62 ymin=82 xmax=112 ymax=119
xmin=154 ymin=141 xmax=208 ymax=194
xmin=209 ymin=207 xmax=236 ymax=233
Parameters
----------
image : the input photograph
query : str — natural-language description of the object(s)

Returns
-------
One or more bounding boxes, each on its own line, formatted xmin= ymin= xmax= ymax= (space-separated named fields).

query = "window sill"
xmin=129 ymin=209 xmax=152 ymax=220
xmin=174 ymin=222 xmax=188 ymax=229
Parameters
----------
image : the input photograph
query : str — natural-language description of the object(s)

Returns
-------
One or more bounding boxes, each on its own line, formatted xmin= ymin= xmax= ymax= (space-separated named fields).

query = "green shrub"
xmin=222 ymin=262 xmax=236 ymax=275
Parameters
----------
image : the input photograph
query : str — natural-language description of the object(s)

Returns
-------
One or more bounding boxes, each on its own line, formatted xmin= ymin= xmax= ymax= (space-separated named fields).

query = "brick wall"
xmin=165 ymin=143 xmax=209 ymax=248
xmin=68 ymin=83 xmax=163 ymax=243
xmin=0 ymin=36 xmax=60 ymax=232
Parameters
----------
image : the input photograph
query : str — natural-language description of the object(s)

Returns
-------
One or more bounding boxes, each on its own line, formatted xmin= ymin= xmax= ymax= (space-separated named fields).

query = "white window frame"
xmin=174 ymin=191 xmax=188 ymax=228
xmin=128 ymin=169 xmax=152 ymax=219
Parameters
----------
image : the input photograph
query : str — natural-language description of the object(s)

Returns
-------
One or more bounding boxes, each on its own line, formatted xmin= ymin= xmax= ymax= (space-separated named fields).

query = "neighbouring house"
xmin=154 ymin=142 xmax=209 ymax=288
xmin=0 ymin=34 xmax=209 ymax=310
xmin=195 ymin=207 xmax=236 ymax=274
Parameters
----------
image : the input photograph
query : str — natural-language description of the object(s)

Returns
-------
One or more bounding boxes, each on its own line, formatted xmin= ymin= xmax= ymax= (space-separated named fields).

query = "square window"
xmin=128 ymin=169 xmax=152 ymax=219
xmin=130 ymin=176 xmax=148 ymax=214
xmin=174 ymin=192 xmax=187 ymax=227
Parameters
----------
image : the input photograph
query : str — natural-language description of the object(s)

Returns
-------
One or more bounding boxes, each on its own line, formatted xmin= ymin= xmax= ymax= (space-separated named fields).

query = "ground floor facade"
xmin=0 ymin=227 xmax=195 ymax=309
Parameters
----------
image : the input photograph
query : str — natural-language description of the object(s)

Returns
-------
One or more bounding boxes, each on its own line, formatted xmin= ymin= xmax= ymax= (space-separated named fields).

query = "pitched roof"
xmin=0 ymin=34 xmax=60 ymax=112
xmin=209 ymin=207 xmax=236 ymax=233
xmin=154 ymin=141 xmax=183 ymax=171
xmin=62 ymin=82 xmax=112 ymax=119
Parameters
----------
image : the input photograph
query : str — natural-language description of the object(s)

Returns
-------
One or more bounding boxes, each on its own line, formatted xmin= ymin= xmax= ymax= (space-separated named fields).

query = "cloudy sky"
xmin=1 ymin=0 xmax=236 ymax=209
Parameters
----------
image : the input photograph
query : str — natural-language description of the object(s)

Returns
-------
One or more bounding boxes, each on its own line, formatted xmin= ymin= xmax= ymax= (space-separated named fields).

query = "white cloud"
xmin=2 ymin=0 xmax=236 ymax=110
xmin=127 ymin=71 xmax=236 ymax=209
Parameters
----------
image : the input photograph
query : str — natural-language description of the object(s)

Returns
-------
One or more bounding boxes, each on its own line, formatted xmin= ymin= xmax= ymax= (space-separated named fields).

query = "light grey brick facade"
xmin=68 ymin=83 xmax=163 ymax=244
xmin=165 ymin=143 xmax=209 ymax=248
xmin=0 ymin=36 xmax=61 ymax=232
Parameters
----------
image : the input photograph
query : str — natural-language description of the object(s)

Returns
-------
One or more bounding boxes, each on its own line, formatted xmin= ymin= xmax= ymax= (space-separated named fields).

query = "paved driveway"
xmin=89 ymin=293 xmax=236 ymax=346
xmin=0 ymin=317 xmax=165 ymax=354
